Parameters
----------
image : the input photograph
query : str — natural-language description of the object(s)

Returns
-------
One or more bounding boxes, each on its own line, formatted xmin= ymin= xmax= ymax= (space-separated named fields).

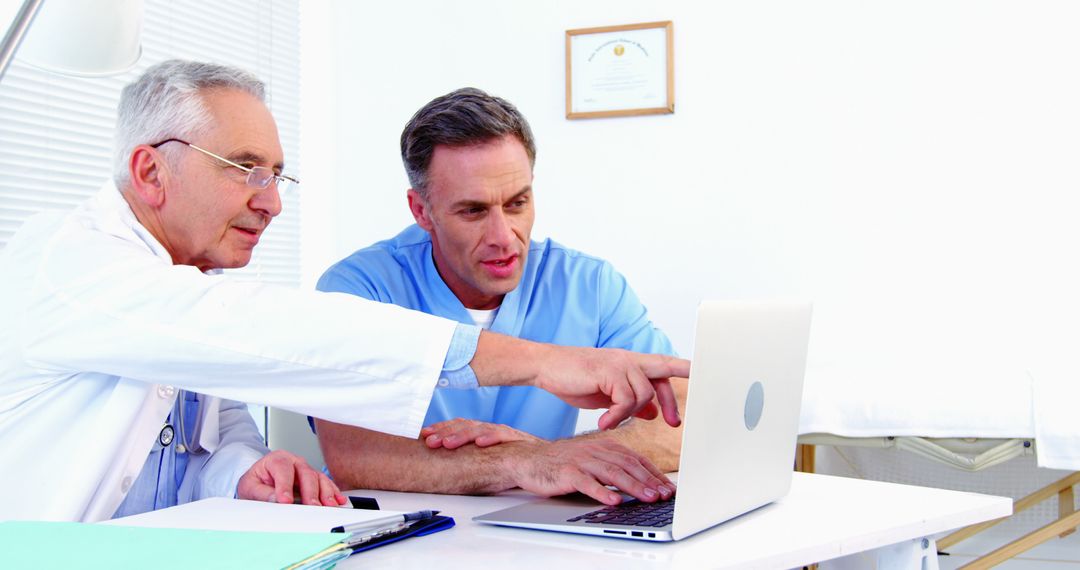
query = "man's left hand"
xmin=237 ymin=450 xmax=347 ymax=506
xmin=421 ymin=418 xmax=542 ymax=449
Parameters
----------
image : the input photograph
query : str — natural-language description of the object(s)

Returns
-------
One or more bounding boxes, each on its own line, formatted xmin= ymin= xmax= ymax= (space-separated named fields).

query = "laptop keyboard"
xmin=567 ymin=498 xmax=674 ymax=527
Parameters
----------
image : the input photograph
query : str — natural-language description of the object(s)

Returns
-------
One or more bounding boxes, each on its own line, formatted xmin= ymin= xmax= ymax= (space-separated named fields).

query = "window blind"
xmin=0 ymin=0 xmax=301 ymax=287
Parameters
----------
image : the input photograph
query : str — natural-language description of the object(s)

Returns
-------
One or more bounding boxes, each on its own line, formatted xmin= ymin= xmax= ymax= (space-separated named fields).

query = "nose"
xmin=249 ymin=184 xmax=283 ymax=218
xmin=483 ymin=209 xmax=515 ymax=250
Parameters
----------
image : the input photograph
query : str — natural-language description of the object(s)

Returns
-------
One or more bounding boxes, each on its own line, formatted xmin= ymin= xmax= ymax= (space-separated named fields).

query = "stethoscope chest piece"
xmin=159 ymin=424 xmax=175 ymax=447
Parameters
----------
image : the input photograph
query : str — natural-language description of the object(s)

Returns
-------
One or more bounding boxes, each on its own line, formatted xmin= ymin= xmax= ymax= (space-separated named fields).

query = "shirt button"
xmin=157 ymin=385 xmax=176 ymax=399
xmin=437 ymin=378 xmax=449 ymax=387
xmin=121 ymin=476 xmax=133 ymax=493
xmin=176 ymin=444 xmax=187 ymax=454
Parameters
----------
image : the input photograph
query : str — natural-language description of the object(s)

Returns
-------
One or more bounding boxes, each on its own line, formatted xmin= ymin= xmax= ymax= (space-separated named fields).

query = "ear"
xmin=127 ymin=145 xmax=168 ymax=208
xmin=407 ymin=188 xmax=434 ymax=231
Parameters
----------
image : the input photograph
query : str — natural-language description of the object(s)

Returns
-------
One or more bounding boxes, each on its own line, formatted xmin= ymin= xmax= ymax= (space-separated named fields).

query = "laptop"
xmin=473 ymin=300 xmax=813 ymax=542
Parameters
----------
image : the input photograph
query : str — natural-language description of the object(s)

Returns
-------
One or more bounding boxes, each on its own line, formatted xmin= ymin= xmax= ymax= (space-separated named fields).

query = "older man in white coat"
xmin=0 ymin=60 xmax=687 ymax=522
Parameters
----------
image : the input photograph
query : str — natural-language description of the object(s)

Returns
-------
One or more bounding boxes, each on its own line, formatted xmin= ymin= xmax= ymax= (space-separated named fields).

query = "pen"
xmin=330 ymin=509 xmax=440 ymax=533
xmin=344 ymin=521 xmax=407 ymax=547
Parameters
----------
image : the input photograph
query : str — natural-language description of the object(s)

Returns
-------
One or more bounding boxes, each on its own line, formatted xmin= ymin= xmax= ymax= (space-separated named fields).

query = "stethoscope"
xmin=158 ymin=390 xmax=206 ymax=454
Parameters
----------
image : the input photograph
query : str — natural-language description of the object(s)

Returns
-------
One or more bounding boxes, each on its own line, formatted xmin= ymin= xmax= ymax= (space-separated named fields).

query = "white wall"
xmin=301 ymin=2 xmax=1080 ymax=384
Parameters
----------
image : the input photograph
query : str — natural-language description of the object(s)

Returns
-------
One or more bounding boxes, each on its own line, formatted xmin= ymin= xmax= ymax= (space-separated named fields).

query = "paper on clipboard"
xmin=105 ymin=497 xmax=407 ymax=533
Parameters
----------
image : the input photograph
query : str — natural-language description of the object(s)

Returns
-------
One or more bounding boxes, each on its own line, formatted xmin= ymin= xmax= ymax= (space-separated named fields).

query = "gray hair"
xmin=400 ymin=87 xmax=536 ymax=199
xmin=113 ymin=59 xmax=265 ymax=187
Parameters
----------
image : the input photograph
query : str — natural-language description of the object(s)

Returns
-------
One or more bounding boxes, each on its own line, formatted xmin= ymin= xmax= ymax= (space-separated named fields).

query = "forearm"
xmin=182 ymin=398 xmax=267 ymax=502
xmin=316 ymin=419 xmax=523 ymax=495
xmin=580 ymin=377 xmax=688 ymax=472
xmin=469 ymin=331 xmax=547 ymax=388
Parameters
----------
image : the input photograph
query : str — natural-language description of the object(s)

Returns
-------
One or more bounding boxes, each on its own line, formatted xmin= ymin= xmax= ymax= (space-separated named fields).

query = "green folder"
xmin=0 ymin=521 xmax=348 ymax=569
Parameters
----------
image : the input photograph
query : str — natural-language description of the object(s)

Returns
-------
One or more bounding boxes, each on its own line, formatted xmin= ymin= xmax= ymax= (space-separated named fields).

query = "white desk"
xmin=335 ymin=473 xmax=1010 ymax=569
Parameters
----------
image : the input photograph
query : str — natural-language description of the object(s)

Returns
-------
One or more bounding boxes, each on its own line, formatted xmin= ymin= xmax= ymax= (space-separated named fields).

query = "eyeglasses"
xmin=150 ymin=138 xmax=299 ymax=194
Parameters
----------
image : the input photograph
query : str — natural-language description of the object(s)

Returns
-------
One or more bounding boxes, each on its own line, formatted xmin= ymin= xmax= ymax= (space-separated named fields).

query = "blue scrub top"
xmin=318 ymin=225 xmax=675 ymax=440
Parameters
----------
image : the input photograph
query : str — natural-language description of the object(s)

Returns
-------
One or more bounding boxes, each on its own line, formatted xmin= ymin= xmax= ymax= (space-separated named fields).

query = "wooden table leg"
xmin=1060 ymin=485 xmax=1076 ymax=538
xmin=796 ymin=444 xmax=816 ymax=473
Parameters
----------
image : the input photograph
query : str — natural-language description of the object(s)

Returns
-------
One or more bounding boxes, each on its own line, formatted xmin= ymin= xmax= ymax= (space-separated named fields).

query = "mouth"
xmin=480 ymin=254 xmax=519 ymax=278
xmin=230 ymin=225 xmax=263 ymax=245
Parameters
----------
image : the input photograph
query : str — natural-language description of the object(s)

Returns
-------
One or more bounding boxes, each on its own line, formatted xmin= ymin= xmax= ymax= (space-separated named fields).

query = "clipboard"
xmin=349 ymin=514 xmax=455 ymax=554
xmin=108 ymin=497 xmax=454 ymax=559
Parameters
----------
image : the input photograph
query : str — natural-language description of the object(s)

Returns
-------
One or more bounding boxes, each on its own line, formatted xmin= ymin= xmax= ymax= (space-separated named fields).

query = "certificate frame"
xmin=565 ymin=21 xmax=674 ymax=120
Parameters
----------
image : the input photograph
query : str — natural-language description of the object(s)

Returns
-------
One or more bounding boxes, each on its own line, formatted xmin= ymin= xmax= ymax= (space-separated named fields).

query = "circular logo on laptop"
xmin=744 ymin=381 xmax=765 ymax=430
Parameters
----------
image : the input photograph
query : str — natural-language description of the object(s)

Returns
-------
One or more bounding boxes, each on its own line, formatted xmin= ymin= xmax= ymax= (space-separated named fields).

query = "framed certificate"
xmin=565 ymin=21 xmax=674 ymax=119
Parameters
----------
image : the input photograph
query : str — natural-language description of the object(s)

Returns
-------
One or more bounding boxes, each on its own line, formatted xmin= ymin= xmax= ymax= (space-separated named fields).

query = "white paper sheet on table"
xmin=105 ymin=497 xmax=406 ymax=533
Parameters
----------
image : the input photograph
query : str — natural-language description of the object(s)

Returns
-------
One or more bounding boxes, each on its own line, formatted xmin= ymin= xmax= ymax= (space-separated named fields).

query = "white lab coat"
xmin=0 ymin=183 xmax=457 ymax=522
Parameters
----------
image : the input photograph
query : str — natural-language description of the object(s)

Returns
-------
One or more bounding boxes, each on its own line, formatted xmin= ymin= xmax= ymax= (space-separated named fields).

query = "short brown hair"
xmin=400 ymin=87 xmax=536 ymax=198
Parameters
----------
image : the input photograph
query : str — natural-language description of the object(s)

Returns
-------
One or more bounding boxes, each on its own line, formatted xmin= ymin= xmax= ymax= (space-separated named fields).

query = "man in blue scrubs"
xmin=315 ymin=88 xmax=685 ymax=505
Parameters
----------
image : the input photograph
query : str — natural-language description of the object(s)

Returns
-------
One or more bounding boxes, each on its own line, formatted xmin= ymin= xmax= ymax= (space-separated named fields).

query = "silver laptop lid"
xmin=672 ymin=300 xmax=812 ymax=540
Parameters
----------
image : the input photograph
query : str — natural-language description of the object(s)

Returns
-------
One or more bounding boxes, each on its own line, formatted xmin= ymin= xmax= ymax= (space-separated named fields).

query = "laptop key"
xmin=570 ymin=498 xmax=676 ymax=525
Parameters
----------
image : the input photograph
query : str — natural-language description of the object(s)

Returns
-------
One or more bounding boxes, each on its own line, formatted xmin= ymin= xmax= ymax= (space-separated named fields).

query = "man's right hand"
xmin=470 ymin=332 xmax=690 ymax=431
xmin=534 ymin=346 xmax=687 ymax=430
xmin=500 ymin=438 xmax=676 ymax=505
